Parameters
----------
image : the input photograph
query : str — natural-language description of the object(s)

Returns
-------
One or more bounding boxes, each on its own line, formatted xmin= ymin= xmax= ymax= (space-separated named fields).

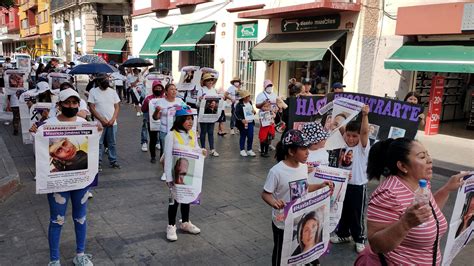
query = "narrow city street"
xmin=0 ymin=100 xmax=472 ymax=265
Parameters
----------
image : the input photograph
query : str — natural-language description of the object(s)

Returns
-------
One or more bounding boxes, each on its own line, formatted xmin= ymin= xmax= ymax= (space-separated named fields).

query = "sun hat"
xmin=36 ymin=81 xmax=50 ymax=94
xmin=239 ymin=90 xmax=251 ymax=99
xmin=59 ymin=88 xmax=80 ymax=102
xmin=175 ymin=105 xmax=197 ymax=117
xmin=282 ymin=129 xmax=309 ymax=147
xmin=230 ymin=77 xmax=241 ymax=84
xmin=264 ymin=79 xmax=273 ymax=89
xmin=202 ymin=73 xmax=216 ymax=81
xmin=301 ymin=122 xmax=330 ymax=144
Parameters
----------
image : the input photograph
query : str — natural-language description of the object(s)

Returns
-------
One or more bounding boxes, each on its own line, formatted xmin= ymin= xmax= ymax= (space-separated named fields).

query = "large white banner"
xmin=309 ymin=166 xmax=350 ymax=233
xmin=177 ymin=66 xmax=201 ymax=91
xmin=148 ymin=98 xmax=161 ymax=131
xmin=198 ymin=96 xmax=224 ymax=123
xmin=4 ymin=69 xmax=29 ymax=90
xmin=281 ymin=187 xmax=331 ymax=265
xmin=171 ymin=148 xmax=205 ymax=204
xmin=442 ymin=172 xmax=474 ymax=266
xmin=35 ymin=122 xmax=100 ymax=194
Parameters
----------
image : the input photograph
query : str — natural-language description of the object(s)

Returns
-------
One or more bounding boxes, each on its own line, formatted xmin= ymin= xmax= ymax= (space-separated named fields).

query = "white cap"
xmin=59 ymin=88 xmax=80 ymax=102
xmin=36 ymin=81 xmax=50 ymax=94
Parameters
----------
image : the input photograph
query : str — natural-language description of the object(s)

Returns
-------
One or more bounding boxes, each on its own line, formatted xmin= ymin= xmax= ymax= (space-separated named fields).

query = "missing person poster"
xmin=259 ymin=111 xmax=274 ymax=127
xmin=35 ymin=122 xmax=100 ymax=194
xmin=309 ymin=166 xmax=350 ymax=233
xmin=198 ymin=96 xmax=224 ymax=123
xmin=281 ymin=187 xmax=331 ymax=265
xmin=243 ymin=103 xmax=255 ymax=122
xmin=4 ymin=69 xmax=29 ymax=90
xmin=148 ymin=98 xmax=161 ymax=131
xmin=20 ymin=102 xmax=55 ymax=144
xmin=171 ymin=148 xmax=205 ymax=204
xmin=48 ymin=73 xmax=71 ymax=90
xmin=15 ymin=54 xmax=31 ymax=72
xmin=442 ymin=172 xmax=474 ymax=266
xmin=177 ymin=66 xmax=201 ymax=91
xmin=145 ymin=73 xmax=172 ymax=95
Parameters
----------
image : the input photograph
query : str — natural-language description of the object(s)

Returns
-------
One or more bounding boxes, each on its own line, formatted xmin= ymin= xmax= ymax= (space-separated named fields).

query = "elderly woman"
xmin=362 ymin=138 xmax=467 ymax=265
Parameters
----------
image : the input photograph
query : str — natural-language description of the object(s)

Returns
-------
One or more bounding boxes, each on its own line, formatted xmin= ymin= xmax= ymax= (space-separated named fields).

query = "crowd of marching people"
xmin=0 ymin=57 xmax=470 ymax=266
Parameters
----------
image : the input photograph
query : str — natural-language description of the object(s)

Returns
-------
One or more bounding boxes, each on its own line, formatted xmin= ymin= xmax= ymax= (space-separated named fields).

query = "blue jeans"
xmin=159 ymin=131 xmax=167 ymax=157
xmin=141 ymin=113 xmax=149 ymax=144
xmin=99 ymin=125 xmax=117 ymax=164
xmin=239 ymin=122 xmax=254 ymax=151
xmin=199 ymin=123 xmax=215 ymax=150
xmin=47 ymin=187 xmax=89 ymax=261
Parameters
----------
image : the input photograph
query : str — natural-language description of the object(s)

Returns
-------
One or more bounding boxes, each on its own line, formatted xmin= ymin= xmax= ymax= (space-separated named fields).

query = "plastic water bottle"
xmin=413 ymin=179 xmax=430 ymax=227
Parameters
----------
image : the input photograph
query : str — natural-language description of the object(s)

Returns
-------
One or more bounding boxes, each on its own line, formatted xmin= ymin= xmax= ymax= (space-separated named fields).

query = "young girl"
xmin=261 ymin=129 xmax=333 ymax=265
xmin=258 ymin=101 xmax=276 ymax=157
xmin=234 ymin=90 xmax=256 ymax=157
xmin=301 ymin=122 xmax=331 ymax=171
xmin=164 ymin=105 xmax=205 ymax=241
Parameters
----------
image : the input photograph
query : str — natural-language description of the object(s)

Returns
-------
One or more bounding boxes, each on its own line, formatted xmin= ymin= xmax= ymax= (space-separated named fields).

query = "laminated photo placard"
xmin=48 ymin=73 xmax=71 ymax=90
xmin=198 ymin=96 xmax=224 ymax=123
xmin=35 ymin=122 xmax=100 ymax=194
xmin=4 ymin=69 xmax=29 ymax=90
xmin=148 ymin=98 xmax=161 ymax=131
xmin=259 ymin=111 xmax=274 ymax=127
xmin=177 ymin=66 xmax=201 ymax=91
xmin=145 ymin=73 xmax=172 ymax=95
xmin=281 ymin=187 xmax=331 ymax=265
xmin=171 ymin=147 xmax=205 ymax=204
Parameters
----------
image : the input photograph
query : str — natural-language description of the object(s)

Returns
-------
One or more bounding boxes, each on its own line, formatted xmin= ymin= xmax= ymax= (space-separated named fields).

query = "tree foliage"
xmin=0 ymin=0 xmax=16 ymax=9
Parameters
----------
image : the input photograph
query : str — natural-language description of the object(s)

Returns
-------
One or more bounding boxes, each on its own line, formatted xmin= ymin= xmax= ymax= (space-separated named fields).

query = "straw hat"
xmin=201 ymin=73 xmax=216 ymax=81
xmin=239 ymin=90 xmax=251 ymax=99
xmin=230 ymin=76 xmax=241 ymax=84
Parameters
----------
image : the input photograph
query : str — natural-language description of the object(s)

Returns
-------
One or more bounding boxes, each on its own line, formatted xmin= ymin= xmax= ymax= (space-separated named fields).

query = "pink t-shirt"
xmin=367 ymin=176 xmax=447 ymax=265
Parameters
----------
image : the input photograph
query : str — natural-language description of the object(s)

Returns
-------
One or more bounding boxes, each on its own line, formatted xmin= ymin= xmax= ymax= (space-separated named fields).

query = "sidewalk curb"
xmin=0 ymin=136 xmax=20 ymax=202
xmin=432 ymin=159 xmax=472 ymax=178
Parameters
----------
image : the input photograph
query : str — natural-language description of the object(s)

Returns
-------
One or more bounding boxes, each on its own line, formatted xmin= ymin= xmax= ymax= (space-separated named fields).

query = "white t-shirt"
xmin=339 ymin=142 xmax=370 ymax=185
xmin=307 ymin=149 xmax=330 ymax=168
xmin=256 ymin=91 xmax=278 ymax=112
xmin=243 ymin=102 xmax=254 ymax=121
xmin=6 ymin=88 xmax=20 ymax=107
xmin=157 ymin=97 xmax=184 ymax=133
xmin=226 ymin=85 xmax=241 ymax=102
xmin=111 ymin=72 xmax=126 ymax=86
xmin=79 ymin=99 xmax=90 ymax=115
xmin=87 ymin=87 xmax=120 ymax=125
xmin=263 ymin=161 xmax=309 ymax=229
xmin=45 ymin=116 xmax=87 ymax=124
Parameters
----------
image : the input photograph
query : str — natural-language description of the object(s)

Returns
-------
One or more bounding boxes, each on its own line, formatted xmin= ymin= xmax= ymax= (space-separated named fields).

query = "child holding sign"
xmin=164 ymin=105 xmax=206 ymax=242
xmin=261 ymin=129 xmax=333 ymax=265
xmin=258 ymin=101 xmax=275 ymax=157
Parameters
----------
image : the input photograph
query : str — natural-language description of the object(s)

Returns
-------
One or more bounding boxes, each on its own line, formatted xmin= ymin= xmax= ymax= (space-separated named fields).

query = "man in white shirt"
xmin=88 ymin=75 xmax=121 ymax=170
xmin=4 ymin=58 xmax=13 ymax=69
xmin=225 ymin=77 xmax=242 ymax=135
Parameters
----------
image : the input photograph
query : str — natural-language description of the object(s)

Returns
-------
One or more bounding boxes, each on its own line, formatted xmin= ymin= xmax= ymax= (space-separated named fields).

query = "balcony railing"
xmin=51 ymin=0 xmax=77 ymax=14
xmin=24 ymin=0 xmax=38 ymax=10
xmin=25 ymin=25 xmax=38 ymax=36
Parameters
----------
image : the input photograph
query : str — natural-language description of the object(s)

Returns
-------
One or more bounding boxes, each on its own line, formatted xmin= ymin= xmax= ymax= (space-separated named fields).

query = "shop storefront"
xmin=93 ymin=37 xmax=127 ymax=63
xmin=384 ymin=2 xmax=474 ymax=137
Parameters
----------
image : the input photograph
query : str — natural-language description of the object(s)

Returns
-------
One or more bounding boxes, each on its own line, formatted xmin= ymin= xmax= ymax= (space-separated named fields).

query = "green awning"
xmin=93 ymin=38 xmax=126 ymax=55
xmin=139 ymin=27 xmax=171 ymax=59
xmin=385 ymin=45 xmax=474 ymax=73
xmin=250 ymin=31 xmax=346 ymax=61
xmin=161 ymin=21 xmax=215 ymax=51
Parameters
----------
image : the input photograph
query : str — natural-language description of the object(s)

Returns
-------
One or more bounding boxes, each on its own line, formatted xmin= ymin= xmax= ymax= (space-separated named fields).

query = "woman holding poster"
xmin=261 ymin=129 xmax=333 ymax=266
xmin=142 ymin=80 xmax=165 ymax=163
xmin=164 ymin=105 xmax=206 ymax=242
xmin=197 ymin=73 xmax=220 ymax=157
xmin=234 ymin=90 xmax=257 ymax=157
xmin=361 ymin=138 xmax=467 ymax=265
xmin=31 ymin=88 xmax=95 ymax=266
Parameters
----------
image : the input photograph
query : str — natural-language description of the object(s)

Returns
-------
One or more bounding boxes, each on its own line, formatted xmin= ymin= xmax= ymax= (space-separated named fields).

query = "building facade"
xmin=18 ymin=0 xmax=52 ymax=57
xmin=0 ymin=2 xmax=21 ymax=56
xmin=51 ymin=0 xmax=133 ymax=63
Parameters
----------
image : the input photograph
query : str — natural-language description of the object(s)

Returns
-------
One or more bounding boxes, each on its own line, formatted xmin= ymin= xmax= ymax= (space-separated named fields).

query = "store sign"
xmin=425 ymin=76 xmax=445 ymax=135
xmin=281 ymin=14 xmax=340 ymax=32
xmin=236 ymin=23 xmax=258 ymax=39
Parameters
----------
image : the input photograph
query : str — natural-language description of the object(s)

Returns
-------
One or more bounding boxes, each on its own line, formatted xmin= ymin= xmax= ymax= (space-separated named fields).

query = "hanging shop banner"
xmin=4 ymin=69 xmax=29 ymax=90
xmin=48 ymin=72 xmax=71 ymax=90
xmin=171 ymin=147 xmax=205 ymax=204
xmin=281 ymin=187 xmax=331 ymax=265
xmin=35 ymin=122 xmax=100 ymax=194
xmin=288 ymin=93 xmax=424 ymax=142
xmin=198 ymin=96 xmax=225 ymax=123
xmin=442 ymin=172 xmax=474 ymax=266
xmin=148 ymin=98 xmax=161 ymax=131
xmin=177 ymin=66 xmax=201 ymax=91
xmin=281 ymin=14 xmax=340 ymax=33
xmin=424 ymin=76 xmax=445 ymax=135
xmin=309 ymin=166 xmax=350 ymax=233
xmin=145 ymin=73 xmax=172 ymax=96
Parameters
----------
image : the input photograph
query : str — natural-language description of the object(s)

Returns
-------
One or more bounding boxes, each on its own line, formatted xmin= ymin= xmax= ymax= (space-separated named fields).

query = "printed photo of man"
xmin=49 ymin=138 xmax=88 ymax=172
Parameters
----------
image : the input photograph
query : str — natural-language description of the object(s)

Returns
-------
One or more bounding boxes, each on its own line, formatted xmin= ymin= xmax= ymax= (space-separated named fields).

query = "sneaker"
xmin=179 ymin=220 xmax=201 ymax=234
xmin=230 ymin=129 xmax=235 ymax=135
xmin=160 ymin=173 xmax=166 ymax=181
xmin=269 ymin=145 xmax=276 ymax=151
xmin=141 ymin=143 xmax=148 ymax=152
xmin=136 ymin=112 xmax=141 ymax=117
xmin=156 ymin=143 xmax=161 ymax=150
xmin=240 ymin=150 xmax=248 ymax=157
xmin=48 ymin=260 xmax=61 ymax=266
xmin=261 ymin=152 xmax=270 ymax=158
xmin=330 ymin=235 xmax=352 ymax=244
xmin=166 ymin=225 xmax=178 ymax=241
xmin=150 ymin=158 xmax=156 ymax=164
xmin=247 ymin=150 xmax=256 ymax=157
xmin=87 ymin=191 xmax=93 ymax=199
xmin=355 ymin=242 xmax=366 ymax=253
xmin=72 ymin=254 xmax=93 ymax=266
xmin=110 ymin=162 xmax=121 ymax=169
xmin=210 ymin=150 xmax=219 ymax=157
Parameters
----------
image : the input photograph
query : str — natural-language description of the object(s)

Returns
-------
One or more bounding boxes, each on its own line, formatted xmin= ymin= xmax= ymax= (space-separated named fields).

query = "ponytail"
xmin=367 ymin=138 xmax=415 ymax=180
xmin=274 ymin=141 xmax=299 ymax=162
